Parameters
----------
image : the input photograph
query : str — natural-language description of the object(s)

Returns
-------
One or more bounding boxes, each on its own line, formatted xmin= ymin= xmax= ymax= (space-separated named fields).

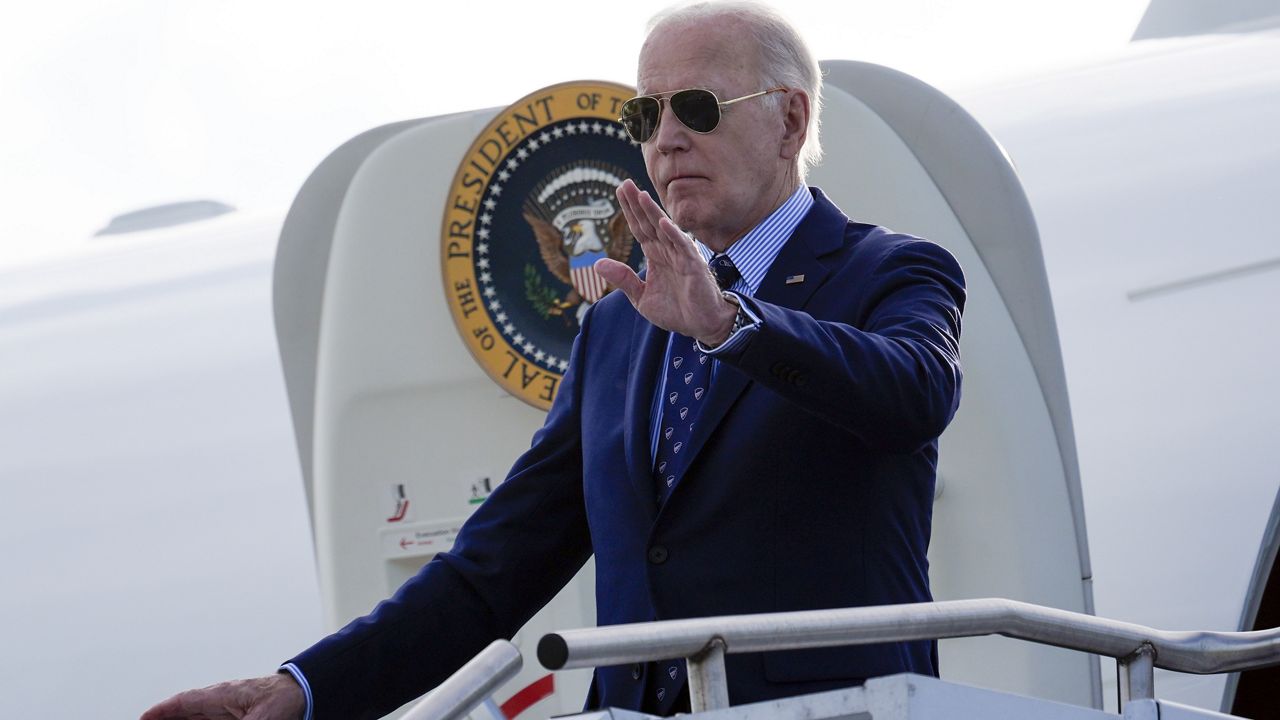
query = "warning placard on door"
xmin=379 ymin=517 xmax=465 ymax=559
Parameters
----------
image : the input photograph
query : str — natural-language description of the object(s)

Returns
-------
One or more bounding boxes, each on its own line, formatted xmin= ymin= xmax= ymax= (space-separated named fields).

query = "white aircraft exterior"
xmin=959 ymin=23 xmax=1280 ymax=711
xmin=2 ymin=6 xmax=1277 ymax=719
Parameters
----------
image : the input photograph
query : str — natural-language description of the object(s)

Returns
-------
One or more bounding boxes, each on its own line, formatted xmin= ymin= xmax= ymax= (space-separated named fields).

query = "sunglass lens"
xmin=620 ymin=97 xmax=660 ymax=142
xmin=671 ymin=89 xmax=720 ymax=133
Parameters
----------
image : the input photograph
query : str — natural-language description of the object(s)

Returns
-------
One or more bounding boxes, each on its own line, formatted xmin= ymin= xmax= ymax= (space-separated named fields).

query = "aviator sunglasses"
xmin=619 ymin=87 xmax=787 ymax=143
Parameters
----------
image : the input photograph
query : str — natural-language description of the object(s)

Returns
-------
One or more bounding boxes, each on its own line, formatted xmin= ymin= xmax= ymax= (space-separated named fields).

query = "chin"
xmin=666 ymin=199 xmax=710 ymax=237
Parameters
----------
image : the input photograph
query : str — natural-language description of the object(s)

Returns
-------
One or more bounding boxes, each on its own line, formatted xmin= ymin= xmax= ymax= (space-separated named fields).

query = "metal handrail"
xmin=537 ymin=598 xmax=1280 ymax=712
xmin=403 ymin=639 xmax=522 ymax=720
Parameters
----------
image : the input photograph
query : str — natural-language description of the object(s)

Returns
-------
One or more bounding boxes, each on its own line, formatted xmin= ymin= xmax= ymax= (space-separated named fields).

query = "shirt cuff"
xmin=279 ymin=663 xmax=314 ymax=720
xmin=698 ymin=292 xmax=762 ymax=355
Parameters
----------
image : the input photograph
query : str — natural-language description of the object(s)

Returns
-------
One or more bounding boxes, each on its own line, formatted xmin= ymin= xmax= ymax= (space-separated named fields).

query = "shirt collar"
xmin=695 ymin=185 xmax=814 ymax=296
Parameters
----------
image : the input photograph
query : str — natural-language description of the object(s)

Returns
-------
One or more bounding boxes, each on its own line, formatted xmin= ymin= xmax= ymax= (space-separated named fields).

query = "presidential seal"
xmin=442 ymin=81 xmax=651 ymax=410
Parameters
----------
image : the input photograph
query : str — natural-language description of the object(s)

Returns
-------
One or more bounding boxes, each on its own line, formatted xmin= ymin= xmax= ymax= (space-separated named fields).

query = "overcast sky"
xmin=0 ymin=0 xmax=1149 ymax=267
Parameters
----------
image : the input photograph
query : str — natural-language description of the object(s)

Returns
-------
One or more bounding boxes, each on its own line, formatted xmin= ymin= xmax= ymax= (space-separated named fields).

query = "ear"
xmin=778 ymin=89 xmax=810 ymax=162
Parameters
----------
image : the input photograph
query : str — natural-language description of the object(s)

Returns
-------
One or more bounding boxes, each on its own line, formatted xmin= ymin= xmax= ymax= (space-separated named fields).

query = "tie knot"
xmin=709 ymin=254 xmax=740 ymax=291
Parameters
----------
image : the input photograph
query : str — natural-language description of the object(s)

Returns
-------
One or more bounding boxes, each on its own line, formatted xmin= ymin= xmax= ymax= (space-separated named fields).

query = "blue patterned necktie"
xmin=647 ymin=254 xmax=739 ymax=715
xmin=653 ymin=253 xmax=740 ymax=506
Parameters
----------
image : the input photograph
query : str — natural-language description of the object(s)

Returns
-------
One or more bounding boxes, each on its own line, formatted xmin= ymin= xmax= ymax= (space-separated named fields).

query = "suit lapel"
xmin=671 ymin=189 xmax=848 ymax=488
xmin=623 ymin=312 xmax=666 ymax=517
xmin=754 ymin=187 xmax=848 ymax=308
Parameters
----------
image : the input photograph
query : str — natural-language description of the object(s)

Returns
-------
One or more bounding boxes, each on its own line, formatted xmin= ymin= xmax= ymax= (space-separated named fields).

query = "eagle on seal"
xmin=523 ymin=199 xmax=635 ymax=314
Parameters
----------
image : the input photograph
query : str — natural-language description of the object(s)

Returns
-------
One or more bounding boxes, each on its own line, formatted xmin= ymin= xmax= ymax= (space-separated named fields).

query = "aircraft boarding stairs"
xmin=404 ymin=598 xmax=1280 ymax=720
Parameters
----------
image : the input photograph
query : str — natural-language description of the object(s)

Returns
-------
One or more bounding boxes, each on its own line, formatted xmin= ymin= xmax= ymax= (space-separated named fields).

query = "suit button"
xmin=632 ymin=663 xmax=643 ymax=680
xmin=648 ymin=546 xmax=669 ymax=564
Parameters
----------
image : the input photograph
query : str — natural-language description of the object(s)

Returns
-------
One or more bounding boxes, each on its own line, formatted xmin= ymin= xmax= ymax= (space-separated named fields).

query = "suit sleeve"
xmin=285 ymin=310 xmax=597 ymax=720
xmin=722 ymin=239 xmax=965 ymax=453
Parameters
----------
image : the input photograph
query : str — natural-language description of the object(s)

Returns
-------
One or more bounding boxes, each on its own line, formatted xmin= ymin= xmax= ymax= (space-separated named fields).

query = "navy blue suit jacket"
xmin=288 ymin=188 xmax=966 ymax=719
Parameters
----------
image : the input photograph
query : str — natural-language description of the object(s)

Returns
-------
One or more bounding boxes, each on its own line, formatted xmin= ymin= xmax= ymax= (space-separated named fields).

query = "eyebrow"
xmin=634 ymin=84 xmax=720 ymax=97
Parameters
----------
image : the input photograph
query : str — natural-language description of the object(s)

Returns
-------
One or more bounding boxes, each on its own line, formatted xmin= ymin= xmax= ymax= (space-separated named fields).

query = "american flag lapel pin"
xmin=785 ymin=274 xmax=805 ymax=285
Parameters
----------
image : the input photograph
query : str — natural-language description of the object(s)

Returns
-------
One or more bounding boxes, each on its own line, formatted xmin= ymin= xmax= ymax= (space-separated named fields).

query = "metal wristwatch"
xmin=721 ymin=291 xmax=749 ymax=335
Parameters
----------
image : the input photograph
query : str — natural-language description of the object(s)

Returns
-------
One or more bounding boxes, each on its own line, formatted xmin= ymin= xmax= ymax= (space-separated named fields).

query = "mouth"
xmin=665 ymin=175 xmax=708 ymax=190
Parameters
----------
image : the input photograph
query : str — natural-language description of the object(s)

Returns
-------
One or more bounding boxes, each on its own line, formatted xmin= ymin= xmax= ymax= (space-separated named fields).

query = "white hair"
xmin=645 ymin=1 xmax=825 ymax=180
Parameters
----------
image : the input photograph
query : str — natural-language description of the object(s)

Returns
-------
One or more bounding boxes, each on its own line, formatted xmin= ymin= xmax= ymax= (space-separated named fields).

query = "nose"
xmin=653 ymin=98 xmax=690 ymax=154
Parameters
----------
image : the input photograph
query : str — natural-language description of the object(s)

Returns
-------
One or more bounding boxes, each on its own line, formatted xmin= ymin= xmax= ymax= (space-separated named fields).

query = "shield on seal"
xmin=524 ymin=164 xmax=635 ymax=307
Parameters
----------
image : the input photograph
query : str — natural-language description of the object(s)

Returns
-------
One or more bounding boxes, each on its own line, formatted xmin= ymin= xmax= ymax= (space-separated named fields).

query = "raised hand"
xmin=595 ymin=179 xmax=736 ymax=346
xmin=139 ymin=673 xmax=305 ymax=720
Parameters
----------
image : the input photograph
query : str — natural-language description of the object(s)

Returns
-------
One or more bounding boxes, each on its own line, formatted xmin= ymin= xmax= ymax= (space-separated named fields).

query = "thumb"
xmin=595 ymin=258 xmax=643 ymax=306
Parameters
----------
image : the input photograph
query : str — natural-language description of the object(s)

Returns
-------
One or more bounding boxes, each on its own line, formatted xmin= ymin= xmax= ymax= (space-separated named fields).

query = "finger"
xmin=619 ymin=181 xmax=666 ymax=246
xmin=616 ymin=186 xmax=669 ymax=267
xmin=142 ymin=691 xmax=220 ymax=720
xmin=626 ymin=187 xmax=668 ymax=250
xmin=633 ymin=189 xmax=674 ymax=246
xmin=658 ymin=217 xmax=704 ymax=268
xmin=657 ymin=216 xmax=696 ymax=251
xmin=653 ymin=218 xmax=706 ymax=286
xmin=139 ymin=696 xmax=179 ymax=720
xmin=616 ymin=177 xmax=638 ymax=200
xmin=595 ymin=258 xmax=644 ymax=306
xmin=616 ymin=182 xmax=660 ymax=247
xmin=635 ymin=193 xmax=691 ymax=271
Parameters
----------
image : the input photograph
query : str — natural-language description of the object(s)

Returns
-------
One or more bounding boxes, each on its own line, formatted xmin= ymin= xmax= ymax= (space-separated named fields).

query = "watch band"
xmin=722 ymin=291 xmax=749 ymax=334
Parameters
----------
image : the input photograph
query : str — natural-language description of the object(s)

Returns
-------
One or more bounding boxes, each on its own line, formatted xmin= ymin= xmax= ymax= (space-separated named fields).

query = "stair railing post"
xmin=1118 ymin=643 xmax=1156 ymax=710
xmin=687 ymin=637 xmax=730 ymax=712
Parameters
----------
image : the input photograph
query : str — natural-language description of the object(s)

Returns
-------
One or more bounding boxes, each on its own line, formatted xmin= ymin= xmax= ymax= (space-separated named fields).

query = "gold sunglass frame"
xmin=618 ymin=86 xmax=787 ymax=142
